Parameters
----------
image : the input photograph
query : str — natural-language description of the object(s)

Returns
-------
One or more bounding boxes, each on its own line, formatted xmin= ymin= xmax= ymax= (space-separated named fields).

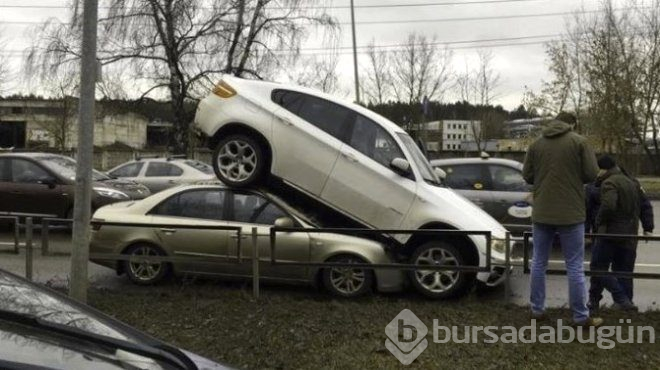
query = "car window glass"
xmin=296 ymin=95 xmax=351 ymax=140
xmin=0 ymin=158 xmax=9 ymax=181
xmin=232 ymin=193 xmax=287 ymax=224
xmin=184 ymin=160 xmax=213 ymax=175
xmin=110 ymin=162 xmax=144 ymax=177
xmin=11 ymin=159 xmax=51 ymax=183
xmin=273 ymin=90 xmax=306 ymax=114
xmin=349 ymin=115 xmax=404 ymax=168
xmin=145 ymin=162 xmax=183 ymax=177
xmin=489 ymin=165 xmax=529 ymax=192
xmin=152 ymin=190 xmax=224 ymax=219
xmin=441 ymin=164 xmax=486 ymax=190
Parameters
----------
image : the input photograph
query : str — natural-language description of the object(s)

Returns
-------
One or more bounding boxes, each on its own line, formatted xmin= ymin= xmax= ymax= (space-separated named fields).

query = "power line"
xmin=0 ymin=0 xmax=544 ymax=10
xmin=0 ymin=7 xmax=622 ymax=26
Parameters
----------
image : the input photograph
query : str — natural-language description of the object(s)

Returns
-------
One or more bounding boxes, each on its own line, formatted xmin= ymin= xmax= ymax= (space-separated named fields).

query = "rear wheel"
xmin=322 ymin=255 xmax=374 ymax=298
xmin=408 ymin=241 xmax=475 ymax=299
xmin=123 ymin=244 xmax=170 ymax=285
xmin=212 ymin=134 xmax=265 ymax=187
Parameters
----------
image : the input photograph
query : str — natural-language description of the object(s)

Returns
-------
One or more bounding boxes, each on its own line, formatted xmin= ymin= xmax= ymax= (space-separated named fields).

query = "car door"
xmin=321 ymin=114 xmax=416 ymax=228
xmin=148 ymin=189 xmax=231 ymax=274
xmin=4 ymin=158 xmax=69 ymax=217
xmin=142 ymin=162 xmax=184 ymax=193
xmin=487 ymin=164 xmax=533 ymax=226
xmin=221 ymin=190 xmax=311 ymax=280
xmin=439 ymin=163 xmax=494 ymax=211
xmin=108 ymin=162 xmax=144 ymax=182
xmin=270 ymin=90 xmax=352 ymax=196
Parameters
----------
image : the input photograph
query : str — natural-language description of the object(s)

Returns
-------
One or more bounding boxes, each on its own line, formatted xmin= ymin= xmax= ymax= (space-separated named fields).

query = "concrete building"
xmin=503 ymin=117 xmax=551 ymax=138
xmin=442 ymin=120 xmax=480 ymax=151
xmin=0 ymin=97 xmax=158 ymax=150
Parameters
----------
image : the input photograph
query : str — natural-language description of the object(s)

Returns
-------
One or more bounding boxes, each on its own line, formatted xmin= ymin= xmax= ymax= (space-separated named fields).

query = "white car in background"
xmin=107 ymin=156 xmax=216 ymax=193
xmin=194 ymin=75 xmax=511 ymax=299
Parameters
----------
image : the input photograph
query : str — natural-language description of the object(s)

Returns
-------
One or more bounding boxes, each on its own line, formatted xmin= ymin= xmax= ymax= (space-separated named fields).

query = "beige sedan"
xmin=90 ymin=184 xmax=403 ymax=297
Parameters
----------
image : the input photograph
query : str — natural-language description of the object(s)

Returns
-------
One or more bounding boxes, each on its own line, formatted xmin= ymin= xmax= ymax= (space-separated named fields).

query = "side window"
xmin=231 ymin=193 xmax=287 ymax=225
xmin=296 ymin=95 xmax=351 ymax=140
xmin=441 ymin=164 xmax=487 ymax=190
xmin=349 ymin=115 xmax=404 ymax=168
xmin=11 ymin=159 xmax=50 ymax=183
xmin=151 ymin=190 xmax=225 ymax=219
xmin=272 ymin=90 xmax=306 ymax=114
xmin=145 ymin=162 xmax=183 ymax=177
xmin=0 ymin=159 xmax=9 ymax=181
xmin=110 ymin=162 xmax=144 ymax=178
xmin=489 ymin=165 xmax=529 ymax=192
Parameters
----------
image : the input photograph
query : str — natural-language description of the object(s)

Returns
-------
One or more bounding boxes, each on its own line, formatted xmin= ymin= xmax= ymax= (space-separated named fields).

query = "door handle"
xmin=168 ymin=179 xmax=177 ymax=184
xmin=159 ymin=228 xmax=177 ymax=234
xmin=342 ymin=151 xmax=359 ymax=163
xmin=230 ymin=235 xmax=248 ymax=239
xmin=280 ymin=116 xmax=294 ymax=126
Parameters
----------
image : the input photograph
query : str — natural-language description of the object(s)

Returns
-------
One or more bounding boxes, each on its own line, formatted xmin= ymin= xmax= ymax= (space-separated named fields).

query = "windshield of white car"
xmin=396 ymin=133 xmax=442 ymax=186
xmin=39 ymin=156 xmax=110 ymax=182
xmin=184 ymin=160 xmax=213 ymax=175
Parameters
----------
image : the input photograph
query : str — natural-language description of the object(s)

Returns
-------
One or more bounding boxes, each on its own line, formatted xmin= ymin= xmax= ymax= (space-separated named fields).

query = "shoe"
xmin=573 ymin=317 xmax=604 ymax=327
xmin=612 ymin=301 xmax=638 ymax=312
xmin=587 ymin=299 xmax=600 ymax=314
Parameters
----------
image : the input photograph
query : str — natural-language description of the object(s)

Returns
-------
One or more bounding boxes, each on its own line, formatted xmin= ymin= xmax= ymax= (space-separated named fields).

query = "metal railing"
xmin=522 ymin=231 xmax=660 ymax=279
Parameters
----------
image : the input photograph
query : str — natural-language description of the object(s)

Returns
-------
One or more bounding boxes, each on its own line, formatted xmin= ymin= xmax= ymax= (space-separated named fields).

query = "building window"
xmin=11 ymin=107 xmax=23 ymax=114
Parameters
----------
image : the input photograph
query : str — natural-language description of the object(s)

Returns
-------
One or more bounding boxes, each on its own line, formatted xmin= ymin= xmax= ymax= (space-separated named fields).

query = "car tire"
xmin=123 ymin=244 xmax=171 ymax=285
xmin=212 ymin=134 xmax=265 ymax=187
xmin=322 ymin=255 xmax=374 ymax=298
xmin=408 ymin=241 xmax=475 ymax=299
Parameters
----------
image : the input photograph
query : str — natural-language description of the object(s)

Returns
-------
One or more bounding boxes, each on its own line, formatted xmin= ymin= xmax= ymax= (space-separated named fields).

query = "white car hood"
xmin=419 ymin=184 xmax=508 ymax=240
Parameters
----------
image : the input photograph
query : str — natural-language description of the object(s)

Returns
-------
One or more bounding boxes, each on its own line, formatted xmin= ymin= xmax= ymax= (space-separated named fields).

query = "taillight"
xmin=212 ymin=80 xmax=237 ymax=98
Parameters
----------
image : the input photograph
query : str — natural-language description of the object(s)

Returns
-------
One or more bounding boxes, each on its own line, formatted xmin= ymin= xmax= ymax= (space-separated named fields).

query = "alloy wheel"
xmin=128 ymin=246 xmax=163 ymax=282
xmin=413 ymin=247 xmax=460 ymax=293
xmin=217 ymin=139 xmax=257 ymax=182
xmin=328 ymin=258 xmax=367 ymax=295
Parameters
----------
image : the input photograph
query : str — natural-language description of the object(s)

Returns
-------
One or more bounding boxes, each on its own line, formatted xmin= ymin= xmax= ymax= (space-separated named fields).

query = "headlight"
xmin=491 ymin=239 xmax=507 ymax=254
xmin=94 ymin=187 xmax=129 ymax=200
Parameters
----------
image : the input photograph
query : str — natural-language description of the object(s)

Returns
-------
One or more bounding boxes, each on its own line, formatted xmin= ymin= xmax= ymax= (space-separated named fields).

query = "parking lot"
xmin=1 ymin=201 xmax=658 ymax=310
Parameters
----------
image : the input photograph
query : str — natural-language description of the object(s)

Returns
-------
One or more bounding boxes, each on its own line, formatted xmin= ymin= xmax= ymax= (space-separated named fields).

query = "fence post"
xmin=252 ymin=227 xmax=259 ymax=299
xmin=41 ymin=219 xmax=50 ymax=256
xmin=504 ymin=232 xmax=511 ymax=303
xmin=25 ymin=217 xmax=33 ymax=281
xmin=13 ymin=217 xmax=20 ymax=254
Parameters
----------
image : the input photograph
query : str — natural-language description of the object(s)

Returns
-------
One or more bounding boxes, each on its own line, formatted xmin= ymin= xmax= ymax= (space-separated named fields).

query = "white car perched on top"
xmin=193 ymin=74 xmax=510 ymax=299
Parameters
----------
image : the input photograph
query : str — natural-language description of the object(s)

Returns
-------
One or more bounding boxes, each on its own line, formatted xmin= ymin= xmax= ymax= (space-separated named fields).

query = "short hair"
xmin=555 ymin=112 xmax=577 ymax=125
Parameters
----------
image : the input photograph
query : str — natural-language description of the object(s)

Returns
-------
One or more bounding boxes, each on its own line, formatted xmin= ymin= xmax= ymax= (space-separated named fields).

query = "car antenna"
xmin=480 ymin=151 xmax=490 ymax=160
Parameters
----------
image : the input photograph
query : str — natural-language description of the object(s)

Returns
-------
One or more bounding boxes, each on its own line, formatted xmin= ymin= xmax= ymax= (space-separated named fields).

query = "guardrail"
xmin=522 ymin=231 xmax=660 ymax=279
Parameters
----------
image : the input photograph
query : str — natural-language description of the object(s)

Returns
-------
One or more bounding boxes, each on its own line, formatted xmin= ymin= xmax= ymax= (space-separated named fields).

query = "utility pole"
xmin=70 ymin=0 xmax=98 ymax=303
xmin=350 ymin=0 xmax=360 ymax=104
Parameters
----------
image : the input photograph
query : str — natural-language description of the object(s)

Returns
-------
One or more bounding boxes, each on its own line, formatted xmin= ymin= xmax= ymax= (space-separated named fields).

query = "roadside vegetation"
xmin=639 ymin=178 xmax=660 ymax=200
xmin=89 ymin=282 xmax=660 ymax=369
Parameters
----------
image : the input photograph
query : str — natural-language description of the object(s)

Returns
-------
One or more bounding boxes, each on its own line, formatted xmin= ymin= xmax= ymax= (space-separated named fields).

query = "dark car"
xmin=0 ymin=152 xmax=151 ymax=218
xmin=0 ymin=267 xmax=230 ymax=369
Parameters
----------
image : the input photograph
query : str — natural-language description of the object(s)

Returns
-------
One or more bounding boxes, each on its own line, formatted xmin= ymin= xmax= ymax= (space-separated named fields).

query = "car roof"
xmin=430 ymin=157 xmax=523 ymax=167
xmin=223 ymin=74 xmax=407 ymax=135
xmin=0 ymin=152 xmax=62 ymax=158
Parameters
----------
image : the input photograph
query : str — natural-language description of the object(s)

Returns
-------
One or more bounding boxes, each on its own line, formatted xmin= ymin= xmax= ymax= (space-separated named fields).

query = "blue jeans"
xmin=531 ymin=223 xmax=589 ymax=323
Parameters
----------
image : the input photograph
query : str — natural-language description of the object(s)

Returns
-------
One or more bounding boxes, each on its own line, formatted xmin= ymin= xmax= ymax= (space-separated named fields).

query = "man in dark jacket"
xmin=523 ymin=112 xmax=601 ymax=326
xmin=587 ymin=155 xmax=654 ymax=311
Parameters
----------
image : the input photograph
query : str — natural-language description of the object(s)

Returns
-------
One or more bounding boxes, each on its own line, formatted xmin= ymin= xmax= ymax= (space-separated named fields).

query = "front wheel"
xmin=408 ymin=241 xmax=475 ymax=299
xmin=212 ymin=134 xmax=266 ymax=187
xmin=322 ymin=255 xmax=374 ymax=298
xmin=123 ymin=244 xmax=171 ymax=285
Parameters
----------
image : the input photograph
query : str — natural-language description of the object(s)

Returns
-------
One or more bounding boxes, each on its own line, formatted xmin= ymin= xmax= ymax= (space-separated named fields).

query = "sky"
xmin=0 ymin=0 xmax=635 ymax=110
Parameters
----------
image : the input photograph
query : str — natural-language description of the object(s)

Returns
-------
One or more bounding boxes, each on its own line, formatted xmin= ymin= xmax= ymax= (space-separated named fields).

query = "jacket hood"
xmin=596 ymin=166 xmax=621 ymax=185
xmin=542 ymin=120 xmax=573 ymax=138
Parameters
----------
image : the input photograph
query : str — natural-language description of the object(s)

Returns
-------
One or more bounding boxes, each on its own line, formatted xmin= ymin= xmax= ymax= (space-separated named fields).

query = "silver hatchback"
xmin=108 ymin=157 xmax=216 ymax=193
xmin=431 ymin=156 xmax=532 ymax=234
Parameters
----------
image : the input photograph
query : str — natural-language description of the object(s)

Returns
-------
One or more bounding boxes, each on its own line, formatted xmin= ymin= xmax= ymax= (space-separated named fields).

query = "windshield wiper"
xmin=0 ymin=308 xmax=198 ymax=370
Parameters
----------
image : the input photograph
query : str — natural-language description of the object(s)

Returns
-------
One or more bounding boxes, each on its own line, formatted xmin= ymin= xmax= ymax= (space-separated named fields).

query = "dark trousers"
xmin=589 ymin=239 xmax=637 ymax=303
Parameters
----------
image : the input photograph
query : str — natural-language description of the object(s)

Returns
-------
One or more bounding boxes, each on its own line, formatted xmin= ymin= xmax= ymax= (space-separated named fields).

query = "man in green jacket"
xmin=523 ymin=112 xmax=601 ymax=326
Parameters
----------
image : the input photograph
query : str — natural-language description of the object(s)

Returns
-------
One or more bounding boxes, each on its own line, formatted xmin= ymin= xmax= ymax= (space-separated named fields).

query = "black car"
xmin=0 ymin=267 xmax=230 ymax=369
xmin=0 ymin=152 xmax=150 ymax=218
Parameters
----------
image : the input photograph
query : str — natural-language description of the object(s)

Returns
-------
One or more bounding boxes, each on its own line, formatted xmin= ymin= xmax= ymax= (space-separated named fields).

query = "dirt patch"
xmin=88 ymin=282 xmax=660 ymax=369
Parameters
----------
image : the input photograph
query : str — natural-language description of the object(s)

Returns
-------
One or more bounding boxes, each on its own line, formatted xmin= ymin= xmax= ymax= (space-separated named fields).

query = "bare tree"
xmin=361 ymin=39 xmax=392 ymax=105
xmin=27 ymin=0 xmax=337 ymax=153
xmin=0 ymin=33 xmax=9 ymax=95
xmin=292 ymin=54 xmax=343 ymax=95
xmin=391 ymin=33 xmax=453 ymax=105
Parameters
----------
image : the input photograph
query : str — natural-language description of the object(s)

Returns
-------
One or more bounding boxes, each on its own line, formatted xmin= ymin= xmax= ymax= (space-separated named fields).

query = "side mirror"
xmin=37 ymin=177 xmax=57 ymax=189
xmin=390 ymin=158 xmax=411 ymax=176
xmin=434 ymin=167 xmax=447 ymax=180
xmin=274 ymin=217 xmax=295 ymax=228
